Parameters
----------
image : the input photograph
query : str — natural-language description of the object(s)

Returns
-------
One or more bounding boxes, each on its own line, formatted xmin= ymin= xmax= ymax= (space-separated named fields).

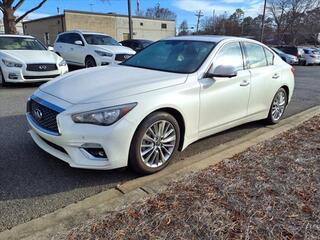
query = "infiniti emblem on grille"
xmin=33 ymin=108 xmax=43 ymax=120
xmin=38 ymin=65 xmax=47 ymax=70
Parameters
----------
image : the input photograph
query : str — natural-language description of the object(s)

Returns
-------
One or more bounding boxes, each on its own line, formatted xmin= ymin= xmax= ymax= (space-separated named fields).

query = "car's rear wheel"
xmin=85 ymin=56 xmax=97 ymax=68
xmin=266 ymin=88 xmax=287 ymax=124
xmin=129 ymin=112 xmax=180 ymax=174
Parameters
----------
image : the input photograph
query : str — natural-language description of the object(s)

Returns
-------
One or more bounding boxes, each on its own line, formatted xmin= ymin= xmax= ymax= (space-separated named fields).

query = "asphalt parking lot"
xmin=0 ymin=66 xmax=319 ymax=231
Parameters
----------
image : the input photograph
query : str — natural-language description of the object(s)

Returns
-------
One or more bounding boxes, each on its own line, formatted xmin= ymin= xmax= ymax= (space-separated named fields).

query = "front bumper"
xmin=2 ymin=64 xmax=68 ymax=83
xmin=26 ymin=96 xmax=135 ymax=170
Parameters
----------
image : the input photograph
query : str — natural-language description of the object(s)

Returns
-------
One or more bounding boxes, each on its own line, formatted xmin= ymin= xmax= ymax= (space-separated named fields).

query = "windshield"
xmin=0 ymin=37 xmax=46 ymax=50
xmin=83 ymin=34 xmax=120 ymax=46
xmin=122 ymin=40 xmax=216 ymax=74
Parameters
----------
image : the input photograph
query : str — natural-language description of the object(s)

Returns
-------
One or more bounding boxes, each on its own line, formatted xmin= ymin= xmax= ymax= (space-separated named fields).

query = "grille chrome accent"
xmin=115 ymin=54 xmax=132 ymax=62
xmin=27 ymin=98 xmax=64 ymax=135
xmin=27 ymin=63 xmax=57 ymax=72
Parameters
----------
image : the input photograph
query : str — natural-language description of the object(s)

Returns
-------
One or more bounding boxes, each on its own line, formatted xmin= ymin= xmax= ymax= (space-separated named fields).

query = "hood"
xmin=0 ymin=50 xmax=60 ymax=63
xmin=91 ymin=45 xmax=136 ymax=55
xmin=40 ymin=65 xmax=187 ymax=104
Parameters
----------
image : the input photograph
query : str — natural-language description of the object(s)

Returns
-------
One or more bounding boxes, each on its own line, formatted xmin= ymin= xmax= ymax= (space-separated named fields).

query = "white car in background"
xmin=27 ymin=36 xmax=294 ymax=174
xmin=271 ymin=47 xmax=299 ymax=65
xmin=0 ymin=35 xmax=68 ymax=87
xmin=303 ymin=48 xmax=320 ymax=65
xmin=54 ymin=30 xmax=136 ymax=68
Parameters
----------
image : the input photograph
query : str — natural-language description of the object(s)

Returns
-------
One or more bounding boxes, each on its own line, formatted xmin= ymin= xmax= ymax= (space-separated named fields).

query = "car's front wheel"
xmin=85 ymin=56 xmax=97 ymax=68
xmin=266 ymin=88 xmax=288 ymax=124
xmin=129 ymin=112 xmax=180 ymax=174
xmin=0 ymin=68 xmax=7 ymax=87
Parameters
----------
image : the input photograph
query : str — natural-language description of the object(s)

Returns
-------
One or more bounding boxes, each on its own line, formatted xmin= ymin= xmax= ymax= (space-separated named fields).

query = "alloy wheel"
xmin=140 ymin=120 xmax=176 ymax=168
xmin=271 ymin=90 xmax=286 ymax=121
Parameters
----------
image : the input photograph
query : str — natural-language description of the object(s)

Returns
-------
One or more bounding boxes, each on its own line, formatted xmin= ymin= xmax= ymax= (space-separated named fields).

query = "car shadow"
xmin=0 ymin=114 xmax=138 ymax=201
xmin=0 ymin=113 xmax=269 ymax=202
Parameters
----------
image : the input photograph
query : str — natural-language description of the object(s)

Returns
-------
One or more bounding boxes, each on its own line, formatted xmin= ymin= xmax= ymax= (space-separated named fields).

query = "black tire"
xmin=85 ymin=56 xmax=97 ymax=68
xmin=129 ymin=111 xmax=180 ymax=175
xmin=266 ymin=88 xmax=288 ymax=124
xmin=0 ymin=68 xmax=8 ymax=87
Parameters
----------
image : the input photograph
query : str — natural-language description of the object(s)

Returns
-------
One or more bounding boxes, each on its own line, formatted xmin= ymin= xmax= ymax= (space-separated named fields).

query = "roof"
xmin=57 ymin=30 xmax=111 ymax=36
xmin=165 ymin=35 xmax=251 ymax=43
xmin=0 ymin=34 xmax=34 ymax=38
xmin=23 ymin=9 xmax=175 ymax=24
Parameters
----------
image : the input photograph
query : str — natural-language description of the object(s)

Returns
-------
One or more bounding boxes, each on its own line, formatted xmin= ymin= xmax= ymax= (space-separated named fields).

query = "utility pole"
xmin=89 ymin=3 xmax=94 ymax=12
xmin=127 ymin=0 xmax=133 ymax=39
xmin=260 ymin=0 xmax=267 ymax=42
xmin=195 ymin=10 xmax=204 ymax=33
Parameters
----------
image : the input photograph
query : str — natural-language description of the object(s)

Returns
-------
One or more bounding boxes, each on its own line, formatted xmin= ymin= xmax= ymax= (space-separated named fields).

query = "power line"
xmin=195 ymin=10 xmax=204 ymax=32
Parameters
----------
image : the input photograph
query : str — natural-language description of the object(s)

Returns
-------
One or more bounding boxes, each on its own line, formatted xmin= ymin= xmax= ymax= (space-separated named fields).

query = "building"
xmin=22 ymin=10 xmax=176 ymax=46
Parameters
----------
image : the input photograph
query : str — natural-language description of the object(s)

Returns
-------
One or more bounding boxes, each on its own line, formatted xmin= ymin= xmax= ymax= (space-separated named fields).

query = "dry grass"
xmin=66 ymin=116 xmax=320 ymax=240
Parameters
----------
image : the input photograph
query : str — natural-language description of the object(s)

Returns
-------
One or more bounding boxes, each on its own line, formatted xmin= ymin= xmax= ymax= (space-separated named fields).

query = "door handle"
xmin=240 ymin=80 xmax=250 ymax=86
xmin=272 ymin=73 xmax=280 ymax=79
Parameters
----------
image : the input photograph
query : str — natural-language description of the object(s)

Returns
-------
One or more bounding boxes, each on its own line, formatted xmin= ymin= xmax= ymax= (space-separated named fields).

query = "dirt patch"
xmin=66 ymin=116 xmax=320 ymax=240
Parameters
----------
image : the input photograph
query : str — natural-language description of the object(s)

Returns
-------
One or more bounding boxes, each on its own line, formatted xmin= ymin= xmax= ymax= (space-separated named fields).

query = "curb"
xmin=1 ymin=105 xmax=319 ymax=240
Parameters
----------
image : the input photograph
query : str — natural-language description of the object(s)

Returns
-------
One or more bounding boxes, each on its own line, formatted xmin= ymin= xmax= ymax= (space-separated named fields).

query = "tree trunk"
xmin=3 ymin=8 xmax=17 ymax=34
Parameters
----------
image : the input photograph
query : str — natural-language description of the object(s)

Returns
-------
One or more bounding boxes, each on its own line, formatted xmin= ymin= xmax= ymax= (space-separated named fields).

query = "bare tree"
xmin=178 ymin=20 xmax=189 ymax=35
xmin=145 ymin=3 xmax=176 ymax=20
xmin=0 ymin=0 xmax=48 ymax=34
xmin=268 ymin=0 xmax=320 ymax=44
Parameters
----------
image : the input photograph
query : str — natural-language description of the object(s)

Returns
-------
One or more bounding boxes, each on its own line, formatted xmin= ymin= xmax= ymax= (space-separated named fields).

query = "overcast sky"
xmin=17 ymin=0 xmax=264 ymax=27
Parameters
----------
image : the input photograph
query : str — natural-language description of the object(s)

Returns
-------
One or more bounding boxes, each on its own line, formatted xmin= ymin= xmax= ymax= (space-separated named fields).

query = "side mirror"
xmin=206 ymin=65 xmax=237 ymax=78
xmin=74 ymin=40 xmax=83 ymax=46
xmin=47 ymin=46 xmax=54 ymax=51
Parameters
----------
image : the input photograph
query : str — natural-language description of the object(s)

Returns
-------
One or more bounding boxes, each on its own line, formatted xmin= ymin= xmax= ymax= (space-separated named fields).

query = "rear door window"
xmin=243 ymin=42 xmax=267 ymax=69
xmin=264 ymin=48 xmax=274 ymax=65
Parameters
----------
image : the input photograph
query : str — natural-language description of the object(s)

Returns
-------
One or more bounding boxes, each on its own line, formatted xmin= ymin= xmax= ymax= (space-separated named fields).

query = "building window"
xmin=161 ymin=23 xmax=167 ymax=29
xmin=140 ymin=22 xmax=143 ymax=26
xmin=57 ymin=20 xmax=60 ymax=24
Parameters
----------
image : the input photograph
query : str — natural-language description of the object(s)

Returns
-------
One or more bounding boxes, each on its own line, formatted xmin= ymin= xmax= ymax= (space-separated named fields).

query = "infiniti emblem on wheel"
xmin=33 ymin=108 xmax=43 ymax=120
xmin=38 ymin=65 xmax=47 ymax=70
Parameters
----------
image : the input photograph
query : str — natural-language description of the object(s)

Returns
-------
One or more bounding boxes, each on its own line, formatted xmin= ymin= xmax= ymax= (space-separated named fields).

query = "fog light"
xmin=8 ymin=73 xmax=18 ymax=79
xmin=84 ymin=148 xmax=107 ymax=158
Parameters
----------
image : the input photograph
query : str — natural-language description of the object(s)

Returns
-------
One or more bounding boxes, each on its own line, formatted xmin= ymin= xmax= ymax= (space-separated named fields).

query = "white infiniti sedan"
xmin=26 ymin=36 xmax=294 ymax=174
xmin=0 ymin=35 xmax=68 ymax=87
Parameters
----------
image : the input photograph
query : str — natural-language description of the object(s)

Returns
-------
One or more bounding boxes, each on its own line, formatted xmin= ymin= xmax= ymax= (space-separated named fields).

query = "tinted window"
xmin=213 ymin=42 xmax=244 ymax=71
xmin=244 ymin=42 xmax=267 ymax=68
xmin=69 ymin=33 xmax=83 ymax=44
xmin=0 ymin=37 xmax=46 ymax=50
xmin=122 ymin=40 xmax=216 ymax=74
xmin=264 ymin=48 xmax=274 ymax=65
xmin=83 ymin=34 xmax=120 ymax=46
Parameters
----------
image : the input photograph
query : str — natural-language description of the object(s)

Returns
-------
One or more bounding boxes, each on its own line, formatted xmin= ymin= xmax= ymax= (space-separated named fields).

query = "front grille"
xmin=115 ymin=54 xmax=132 ymax=62
xmin=24 ymin=74 xmax=60 ymax=80
xmin=27 ymin=63 xmax=57 ymax=72
xmin=28 ymin=99 xmax=59 ymax=134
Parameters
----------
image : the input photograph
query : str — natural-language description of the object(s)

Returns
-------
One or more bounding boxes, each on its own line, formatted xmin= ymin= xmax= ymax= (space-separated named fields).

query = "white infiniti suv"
xmin=54 ymin=30 xmax=136 ymax=67
xmin=0 ymin=35 xmax=68 ymax=87
xmin=27 ymin=36 xmax=294 ymax=174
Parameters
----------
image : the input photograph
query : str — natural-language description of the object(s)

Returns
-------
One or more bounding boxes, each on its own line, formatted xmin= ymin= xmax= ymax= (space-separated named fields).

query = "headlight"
xmin=95 ymin=50 xmax=113 ymax=57
xmin=72 ymin=103 xmax=137 ymax=126
xmin=2 ymin=59 xmax=23 ymax=68
xmin=58 ymin=59 xmax=67 ymax=66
